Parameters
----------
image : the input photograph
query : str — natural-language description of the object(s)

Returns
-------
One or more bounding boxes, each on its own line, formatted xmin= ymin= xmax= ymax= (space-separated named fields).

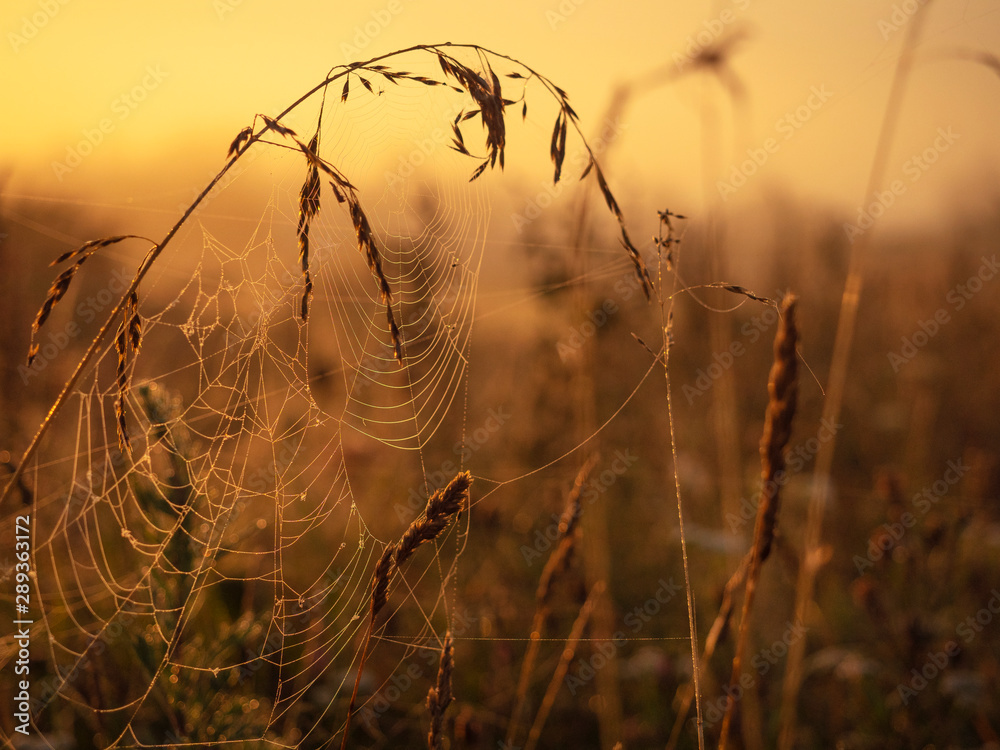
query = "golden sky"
xmin=2 ymin=0 xmax=1000 ymax=230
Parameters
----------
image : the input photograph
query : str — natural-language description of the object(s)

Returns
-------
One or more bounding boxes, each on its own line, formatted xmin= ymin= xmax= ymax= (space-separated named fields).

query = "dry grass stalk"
xmin=370 ymin=544 xmax=396 ymax=619
xmin=296 ymin=130 xmax=321 ymax=321
xmin=708 ymin=283 xmax=777 ymax=307
xmin=245 ymin=110 xmax=402 ymax=359
xmin=27 ymin=235 xmax=145 ymax=365
xmin=342 ymin=63 xmax=448 ymax=106
xmin=666 ymin=553 xmax=750 ymax=750
xmin=535 ymin=535 xmax=574 ymax=611
xmin=436 ymin=52 xmax=508 ymax=176
xmin=550 ymin=105 xmax=569 ymax=183
xmin=342 ymin=472 xmax=471 ymax=749
xmin=346 ymin=198 xmax=403 ymax=363
xmin=718 ymin=293 xmax=798 ymax=749
xmin=506 ymin=457 xmax=595 ymax=749
xmin=523 ymin=581 xmax=602 ymax=750
xmin=261 ymin=114 xmax=296 ymax=138
xmin=28 ymin=265 xmax=76 ymax=363
xmin=535 ymin=453 xmax=596 ymax=609
xmin=24 ymin=234 xmax=152 ymax=453
xmin=284 ymin=123 xmax=404 ymax=362
xmin=426 ymin=632 xmax=454 ymax=750
xmin=227 ymin=126 xmax=253 ymax=158
xmin=557 ymin=452 xmax=596 ymax=537
xmin=595 ymin=166 xmax=652 ymax=300
xmin=655 ymin=205 xmax=707 ymax=749
xmin=434 ymin=47 xmax=651 ymax=297
xmin=113 ymin=291 xmax=143 ymax=453
xmin=754 ymin=294 xmax=799 ymax=563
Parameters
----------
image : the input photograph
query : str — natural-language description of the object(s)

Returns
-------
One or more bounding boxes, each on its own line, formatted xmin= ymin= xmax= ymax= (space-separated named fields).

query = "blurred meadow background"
xmin=1 ymin=1 xmax=1000 ymax=749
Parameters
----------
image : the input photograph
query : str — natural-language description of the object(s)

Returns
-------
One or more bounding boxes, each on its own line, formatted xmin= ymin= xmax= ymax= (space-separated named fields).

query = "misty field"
xmin=2 ymin=11 xmax=1000 ymax=750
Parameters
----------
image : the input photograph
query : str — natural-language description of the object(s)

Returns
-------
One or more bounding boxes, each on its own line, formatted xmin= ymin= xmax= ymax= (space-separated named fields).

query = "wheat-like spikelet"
xmin=550 ymin=105 xmax=569 ymax=183
xmin=426 ymin=632 xmax=454 ymax=750
xmin=113 ymin=290 xmax=143 ymax=453
xmin=719 ymin=293 xmax=799 ymax=749
xmin=535 ymin=459 xmax=592 ymax=610
xmin=227 ymin=126 xmax=253 ymax=158
xmin=275 ymin=121 xmax=404 ymax=360
xmin=296 ymin=130 xmax=321 ymax=321
xmin=594 ymin=166 xmax=652 ymax=299
xmin=756 ymin=293 xmax=799 ymax=563
xmin=436 ymin=53 xmax=507 ymax=176
xmin=557 ymin=452 xmax=596 ymax=539
xmin=396 ymin=471 xmax=471 ymax=568
xmin=433 ymin=47 xmax=656 ymax=302
xmin=386 ymin=307 xmax=403 ymax=363
xmin=28 ymin=266 xmax=76 ymax=367
xmin=261 ymin=114 xmax=296 ymax=137
xmin=27 ymin=235 xmax=146 ymax=365
xmin=347 ymin=193 xmax=403 ymax=363
xmin=343 ymin=472 xmax=471 ymax=749
xmin=710 ymin=283 xmax=777 ymax=307
xmin=370 ymin=543 xmax=396 ymax=619
xmin=536 ymin=454 xmax=597 ymax=609
xmin=535 ymin=535 xmax=574 ymax=609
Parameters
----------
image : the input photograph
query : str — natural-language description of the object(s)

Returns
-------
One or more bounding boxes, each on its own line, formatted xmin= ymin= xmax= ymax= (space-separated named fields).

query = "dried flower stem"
xmin=667 ymin=553 xmax=751 ymax=750
xmin=655 ymin=208 xmax=706 ymax=750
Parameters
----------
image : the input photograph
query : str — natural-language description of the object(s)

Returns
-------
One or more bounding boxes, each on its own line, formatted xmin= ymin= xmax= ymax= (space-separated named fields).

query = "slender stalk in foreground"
xmin=655 ymin=209 xmax=706 ymax=750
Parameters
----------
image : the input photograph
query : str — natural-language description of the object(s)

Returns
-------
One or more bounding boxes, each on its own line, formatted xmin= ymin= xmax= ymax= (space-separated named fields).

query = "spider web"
xmin=2 ymin=49 xmax=686 ymax=749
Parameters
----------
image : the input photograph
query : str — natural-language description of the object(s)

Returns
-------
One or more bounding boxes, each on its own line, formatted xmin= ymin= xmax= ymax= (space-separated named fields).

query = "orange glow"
xmin=2 ymin=0 xmax=1000 ymax=225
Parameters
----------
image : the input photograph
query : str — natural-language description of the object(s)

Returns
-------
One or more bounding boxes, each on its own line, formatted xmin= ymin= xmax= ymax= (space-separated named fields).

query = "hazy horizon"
xmin=3 ymin=0 xmax=1000 ymax=238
